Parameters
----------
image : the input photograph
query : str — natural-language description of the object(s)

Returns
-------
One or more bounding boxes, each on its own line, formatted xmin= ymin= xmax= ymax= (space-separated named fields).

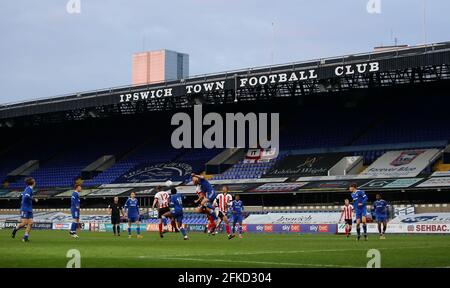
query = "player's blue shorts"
xmin=71 ymin=209 xmax=80 ymax=219
xmin=172 ymin=211 xmax=183 ymax=224
xmin=128 ymin=215 xmax=140 ymax=222
xmin=233 ymin=214 xmax=243 ymax=224
xmin=355 ymin=206 xmax=367 ymax=220
xmin=376 ymin=214 xmax=387 ymax=222
xmin=20 ymin=210 xmax=33 ymax=219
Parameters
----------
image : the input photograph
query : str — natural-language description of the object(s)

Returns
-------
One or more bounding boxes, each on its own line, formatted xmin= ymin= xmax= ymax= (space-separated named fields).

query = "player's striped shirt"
xmin=215 ymin=193 xmax=232 ymax=212
xmin=154 ymin=191 xmax=170 ymax=208
xmin=341 ymin=204 xmax=354 ymax=220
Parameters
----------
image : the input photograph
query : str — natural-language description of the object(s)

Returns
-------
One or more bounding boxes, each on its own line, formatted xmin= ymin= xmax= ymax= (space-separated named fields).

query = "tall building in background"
xmin=132 ymin=49 xmax=189 ymax=85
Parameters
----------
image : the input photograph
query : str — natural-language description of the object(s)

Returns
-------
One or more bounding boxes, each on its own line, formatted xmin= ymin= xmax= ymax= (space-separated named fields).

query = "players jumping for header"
xmin=373 ymin=193 xmax=389 ymax=239
xmin=214 ymin=185 xmax=235 ymax=239
xmin=162 ymin=187 xmax=189 ymax=240
xmin=192 ymin=173 xmax=218 ymax=235
xmin=339 ymin=198 xmax=354 ymax=238
xmin=70 ymin=184 xmax=82 ymax=238
xmin=231 ymin=194 xmax=244 ymax=238
xmin=124 ymin=192 xmax=143 ymax=238
xmin=12 ymin=177 xmax=37 ymax=242
xmin=349 ymin=183 xmax=368 ymax=241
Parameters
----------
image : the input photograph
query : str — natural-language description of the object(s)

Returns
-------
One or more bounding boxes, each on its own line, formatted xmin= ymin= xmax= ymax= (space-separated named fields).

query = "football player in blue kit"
xmin=231 ymin=194 xmax=244 ymax=238
xmin=124 ymin=192 xmax=143 ymax=239
xmin=349 ymin=183 xmax=368 ymax=241
xmin=192 ymin=173 xmax=218 ymax=234
xmin=12 ymin=177 xmax=37 ymax=242
xmin=373 ymin=193 xmax=389 ymax=239
xmin=70 ymin=184 xmax=82 ymax=238
xmin=162 ymin=187 xmax=189 ymax=240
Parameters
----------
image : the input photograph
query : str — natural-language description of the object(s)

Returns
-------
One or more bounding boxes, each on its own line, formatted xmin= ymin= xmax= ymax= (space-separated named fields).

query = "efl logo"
xmin=264 ymin=225 xmax=273 ymax=232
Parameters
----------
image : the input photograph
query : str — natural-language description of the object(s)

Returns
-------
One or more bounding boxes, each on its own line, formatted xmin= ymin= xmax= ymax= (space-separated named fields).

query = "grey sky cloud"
xmin=0 ymin=0 xmax=449 ymax=103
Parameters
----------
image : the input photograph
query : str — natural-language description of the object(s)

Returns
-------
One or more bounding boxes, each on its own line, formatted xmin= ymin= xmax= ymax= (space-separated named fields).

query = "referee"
xmin=108 ymin=197 xmax=124 ymax=236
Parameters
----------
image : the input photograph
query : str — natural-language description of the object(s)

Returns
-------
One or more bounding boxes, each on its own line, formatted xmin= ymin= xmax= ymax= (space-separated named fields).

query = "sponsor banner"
xmin=0 ymin=189 xmax=10 ymax=197
xmin=244 ymin=148 xmax=278 ymax=163
xmin=34 ymin=189 xmax=65 ymax=198
xmin=300 ymin=180 xmax=368 ymax=191
xmin=360 ymin=149 xmax=441 ymax=178
xmin=115 ymin=162 xmax=193 ymax=183
xmin=208 ymin=178 xmax=288 ymax=185
xmin=266 ymin=153 xmax=345 ymax=178
xmin=431 ymin=171 xmax=450 ymax=177
xmin=416 ymin=177 xmax=450 ymax=188
xmin=244 ymin=213 xmax=340 ymax=224
xmin=390 ymin=213 xmax=450 ymax=224
xmin=243 ymin=224 xmax=336 ymax=234
xmin=0 ymin=221 xmax=5 ymax=229
xmin=4 ymin=221 xmax=19 ymax=229
xmin=410 ymin=223 xmax=450 ymax=233
xmin=87 ymin=188 xmax=132 ymax=197
xmin=296 ymin=174 xmax=363 ymax=182
xmin=302 ymin=224 xmax=336 ymax=234
xmin=222 ymin=183 xmax=259 ymax=193
xmin=52 ymin=223 xmax=71 ymax=230
xmin=185 ymin=224 xmax=207 ymax=232
xmin=171 ymin=185 xmax=197 ymax=194
xmin=0 ymin=191 xmax=22 ymax=198
xmin=249 ymin=182 xmax=309 ymax=193
xmin=338 ymin=223 xmax=450 ymax=234
xmin=32 ymin=222 xmax=53 ymax=230
xmin=359 ymin=178 xmax=423 ymax=189
xmin=133 ymin=187 xmax=156 ymax=195
xmin=99 ymin=182 xmax=183 ymax=188
xmin=56 ymin=189 xmax=98 ymax=198
xmin=0 ymin=212 xmax=112 ymax=223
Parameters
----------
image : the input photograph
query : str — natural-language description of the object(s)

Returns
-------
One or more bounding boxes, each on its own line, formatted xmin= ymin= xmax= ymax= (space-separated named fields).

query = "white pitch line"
xmin=136 ymin=245 xmax=450 ymax=260
xmin=161 ymin=257 xmax=357 ymax=268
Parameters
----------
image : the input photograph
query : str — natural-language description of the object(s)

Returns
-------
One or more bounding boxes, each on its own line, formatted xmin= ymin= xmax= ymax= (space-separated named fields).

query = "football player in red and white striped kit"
xmin=152 ymin=186 xmax=172 ymax=238
xmin=339 ymin=199 xmax=354 ymax=237
xmin=214 ymin=186 xmax=235 ymax=240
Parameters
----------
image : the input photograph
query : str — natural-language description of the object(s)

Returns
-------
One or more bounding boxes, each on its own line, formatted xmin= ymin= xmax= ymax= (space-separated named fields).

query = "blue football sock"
xmin=71 ymin=222 xmax=77 ymax=233
xmin=363 ymin=224 xmax=367 ymax=235
xmin=128 ymin=227 xmax=131 ymax=235
xmin=180 ymin=227 xmax=187 ymax=237
xmin=136 ymin=226 xmax=141 ymax=235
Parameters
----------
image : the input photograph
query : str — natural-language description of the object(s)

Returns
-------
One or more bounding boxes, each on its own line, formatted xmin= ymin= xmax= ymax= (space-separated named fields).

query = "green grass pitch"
xmin=1 ymin=230 xmax=450 ymax=268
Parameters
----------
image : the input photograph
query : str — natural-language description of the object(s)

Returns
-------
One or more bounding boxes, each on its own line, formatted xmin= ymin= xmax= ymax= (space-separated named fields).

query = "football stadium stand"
xmin=1 ymin=41 xmax=450 ymax=214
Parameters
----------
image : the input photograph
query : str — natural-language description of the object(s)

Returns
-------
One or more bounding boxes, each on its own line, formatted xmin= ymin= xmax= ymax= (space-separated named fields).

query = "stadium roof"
xmin=1 ymin=41 xmax=450 ymax=122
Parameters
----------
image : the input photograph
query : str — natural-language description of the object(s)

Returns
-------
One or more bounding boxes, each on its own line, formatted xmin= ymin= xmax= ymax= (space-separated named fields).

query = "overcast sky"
xmin=0 ymin=0 xmax=449 ymax=104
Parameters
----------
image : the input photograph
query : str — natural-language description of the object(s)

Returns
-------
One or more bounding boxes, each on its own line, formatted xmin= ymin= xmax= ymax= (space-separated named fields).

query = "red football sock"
xmin=158 ymin=223 xmax=163 ymax=233
xmin=225 ymin=224 xmax=231 ymax=235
